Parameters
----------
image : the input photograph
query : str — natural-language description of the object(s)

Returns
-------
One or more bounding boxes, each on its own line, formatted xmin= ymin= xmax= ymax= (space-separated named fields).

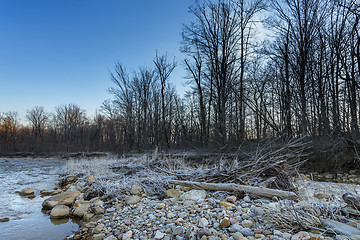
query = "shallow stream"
xmin=0 ymin=158 xmax=78 ymax=240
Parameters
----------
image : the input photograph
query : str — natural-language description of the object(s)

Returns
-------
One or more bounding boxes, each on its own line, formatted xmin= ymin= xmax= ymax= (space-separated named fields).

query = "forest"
xmin=0 ymin=0 xmax=359 ymax=154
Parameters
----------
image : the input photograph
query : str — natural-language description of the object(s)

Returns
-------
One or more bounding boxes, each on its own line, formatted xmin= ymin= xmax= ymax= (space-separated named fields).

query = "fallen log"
xmin=168 ymin=180 xmax=297 ymax=199
xmin=343 ymin=192 xmax=360 ymax=210
xmin=323 ymin=219 xmax=360 ymax=236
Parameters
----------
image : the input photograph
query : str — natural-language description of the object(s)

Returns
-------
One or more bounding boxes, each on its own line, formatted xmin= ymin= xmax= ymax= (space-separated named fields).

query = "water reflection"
xmin=0 ymin=158 xmax=78 ymax=240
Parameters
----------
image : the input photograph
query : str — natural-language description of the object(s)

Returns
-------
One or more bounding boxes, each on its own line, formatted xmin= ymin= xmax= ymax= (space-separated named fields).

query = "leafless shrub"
xmin=264 ymin=200 xmax=342 ymax=230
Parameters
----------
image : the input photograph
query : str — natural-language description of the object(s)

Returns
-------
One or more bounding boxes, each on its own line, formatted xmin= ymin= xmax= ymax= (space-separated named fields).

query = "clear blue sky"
xmin=0 ymin=0 xmax=194 ymax=122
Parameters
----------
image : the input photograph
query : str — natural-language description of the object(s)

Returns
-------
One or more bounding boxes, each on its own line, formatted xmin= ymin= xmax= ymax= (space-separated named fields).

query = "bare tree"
xmin=154 ymin=52 xmax=176 ymax=148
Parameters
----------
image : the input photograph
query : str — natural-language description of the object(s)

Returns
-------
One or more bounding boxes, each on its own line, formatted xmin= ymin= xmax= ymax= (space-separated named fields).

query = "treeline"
xmin=1 ymin=0 xmax=360 ymax=153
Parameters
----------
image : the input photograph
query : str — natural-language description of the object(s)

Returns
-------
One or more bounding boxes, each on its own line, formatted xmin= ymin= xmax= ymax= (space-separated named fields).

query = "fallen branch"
xmin=322 ymin=219 xmax=360 ymax=236
xmin=168 ymin=180 xmax=297 ymax=199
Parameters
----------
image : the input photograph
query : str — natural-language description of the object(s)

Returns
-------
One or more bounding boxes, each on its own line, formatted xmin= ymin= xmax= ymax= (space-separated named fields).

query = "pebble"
xmin=243 ymin=196 xmax=251 ymax=203
xmin=156 ymin=203 xmax=166 ymax=209
xmin=219 ymin=218 xmax=231 ymax=228
xmin=220 ymin=201 xmax=235 ymax=208
xmin=291 ymin=231 xmax=310 ymax=240
xmin=93 ymin=233 xmax=106 ymax=240
xmin=199 ymin=217 xmax=209 ymax=227
xmin=232 ymin=232 xmax=245 ymax=240
xmin=198 ymin=228 xmax=211 ymax=237
xmin=122 ymin=230 xmax=133 ymax=239
xmin=154 ymin=230 xmax=165 ymax=239
xmin=0 ymin=217 xmax=10 ymax=222
xmin=241 ymin=220 xmax=253 ymax=228
xmin=104 ymin=235 xmax=117 ymax=240
xmin=227 ymin=196 xmax=237 ymax=203
xmin=240 ymin=228 xmax=254 ymax=237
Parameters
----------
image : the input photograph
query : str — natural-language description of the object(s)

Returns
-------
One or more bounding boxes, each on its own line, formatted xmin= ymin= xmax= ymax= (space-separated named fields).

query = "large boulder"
xmin=50 ymin=205 xmax=70 ymax=219
xmin=42 ymin=190 xmax=80 ymax=209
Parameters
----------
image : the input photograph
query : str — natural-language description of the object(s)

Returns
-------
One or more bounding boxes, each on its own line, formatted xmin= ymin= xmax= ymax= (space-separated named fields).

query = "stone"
xmin=240 ymin=228 xmax=254 ymax=237
xmin=219 ymin=218 xmax=231 ymax=228
xmin=92 ymin=233 xmax=106 ymax=240
xmin=92 ymin=206 xmax=105 ymax=215
xmin=291 ymin=231 xmax=311 ymax=240
xmin=62 ymin=175 xmax=78 ymax=186
xmin=232 ymin=232 xmax=245 ymax=240
xmin=172 ymin=226 xmax=184 ymax=235
xmin=283 ymin=233 xmax=292 ymax=240
xmin=198 ymin=228 xmax=211 ymax=237
xmin=42 ymin=190 xmax=80 ymax=209
xmin=255 ymin=234 xmax=265 ymax=239
xmin=50 ymin=205 xmax=70 ymax=218
xmin=0 ymin=217 xmax=10 ymax=222
xmin=314 ymin=193 xmax=331 ymax=200
xmin=179 ymin=189 xmax=206 ymax=201
xmin=73 ymin=203 xmax=91 ymax=218
xmin=20 ymin=188 xmax=34 ymax=196
xmin=220 ymin=201 xmax=235 ymax=208
xmin=156 ymin=203 xmax=166 ymax=209
xmin=241 ymin=219 xmax=253 ymax=228
xmin=227 ymin=196 xmax=237 ymax=203
xmin=51 ymin=189 xmax=62 ymax=195
xmin=122 ymin=230 xmax=133 ymax=239
xmin=154 ymin=230 xmax=165 ymax=239
xmin=87 ymin=175 xmax=96 ymax=183
xmin=93 ymin=223 xmax=105 ymax=234
xmin=274 ymin=230 xmax=283 ymax=236
xmin=167 ymin=189 xmax=183 ymax=198
xmin=243 ymin=195 xmax=251 ymax=202
xmin=130 ymin=184 xmax=143 ymax=195
xmin=167 ymin=212 xmax=175 ymax=218
xmin=125 ymin=195 xmax=141 ymax=205
xmin=253 ymin=229 xmax=263 ymax=234
xmin=104 ymin=235 xmax=117 ymax=240
xmin=83 ymin=213 xmax=94 ymax=222
xmin=199 ymin=217 xmax=209 ymax=227
xmin=253 ymin=207 xmax=265 ymax=216
xmin=229 ymin=224 xmax=242 ymax=232
xmin=40 ymin=190 xmax=52 ymax=197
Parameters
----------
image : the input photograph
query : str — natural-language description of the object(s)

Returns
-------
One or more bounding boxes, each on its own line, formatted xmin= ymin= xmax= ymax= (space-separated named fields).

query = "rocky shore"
xmin=30 ymin=171 xmax=359 ymax=240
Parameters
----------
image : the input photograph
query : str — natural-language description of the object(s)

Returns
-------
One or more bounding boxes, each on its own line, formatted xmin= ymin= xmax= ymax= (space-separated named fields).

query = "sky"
xmin=0 ymin=0 xmax=194 ymax=122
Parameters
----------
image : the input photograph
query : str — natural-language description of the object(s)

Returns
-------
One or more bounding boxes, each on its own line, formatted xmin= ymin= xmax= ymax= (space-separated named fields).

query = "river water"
xmin=0 ymin=158 xmax=78 ymax=240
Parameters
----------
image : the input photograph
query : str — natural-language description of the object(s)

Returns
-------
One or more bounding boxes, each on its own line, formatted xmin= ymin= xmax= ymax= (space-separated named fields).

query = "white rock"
xmin=154 ymin=230 xmax=165 ymax=239
xmin=179 ymin=190 xmax=206 ymax=201
xmin=243 ymin=195 xmax=251 ymax=202
xmin=199 ymin=217 xmax=209 ymax=227
xmin=122 ymin=230 xmax=133 ymax=239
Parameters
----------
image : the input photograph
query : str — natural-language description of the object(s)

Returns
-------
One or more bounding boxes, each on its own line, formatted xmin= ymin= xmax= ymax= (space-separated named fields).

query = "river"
xmin=0 ymin=158 xmax=78 ymax=240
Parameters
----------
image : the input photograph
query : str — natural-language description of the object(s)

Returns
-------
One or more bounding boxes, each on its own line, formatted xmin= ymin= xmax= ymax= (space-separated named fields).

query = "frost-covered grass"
xmin=61 ymin=155 xmax=178 ymax=199
xmin=63 ymin=157 xmax=120 ymax=177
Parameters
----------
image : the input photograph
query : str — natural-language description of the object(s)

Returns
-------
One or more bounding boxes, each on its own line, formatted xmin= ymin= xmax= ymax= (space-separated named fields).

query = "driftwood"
xmin=323 ymin=219 xmax=360 ymax=236
xmin=343 ymin=192 xmax=360 ymax=210
xmin=168 ymin=180 xmax=297 ymax=199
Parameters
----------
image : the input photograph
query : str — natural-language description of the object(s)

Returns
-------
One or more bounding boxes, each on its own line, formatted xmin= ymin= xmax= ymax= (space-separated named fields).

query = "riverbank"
xmin=0 ymin=158 xmax=78 ymax=240
xmin=33 ymin=153 xmax=360 ymax=240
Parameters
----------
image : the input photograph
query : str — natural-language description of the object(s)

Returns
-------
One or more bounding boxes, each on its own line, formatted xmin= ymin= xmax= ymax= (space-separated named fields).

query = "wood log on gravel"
xmin=343 ymin=192 xmax=360 ymax=210
xmin=322 ymin=219 xmax=360 ymax=236
xmin=168 ymin=180 xmax=297 ymax=199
